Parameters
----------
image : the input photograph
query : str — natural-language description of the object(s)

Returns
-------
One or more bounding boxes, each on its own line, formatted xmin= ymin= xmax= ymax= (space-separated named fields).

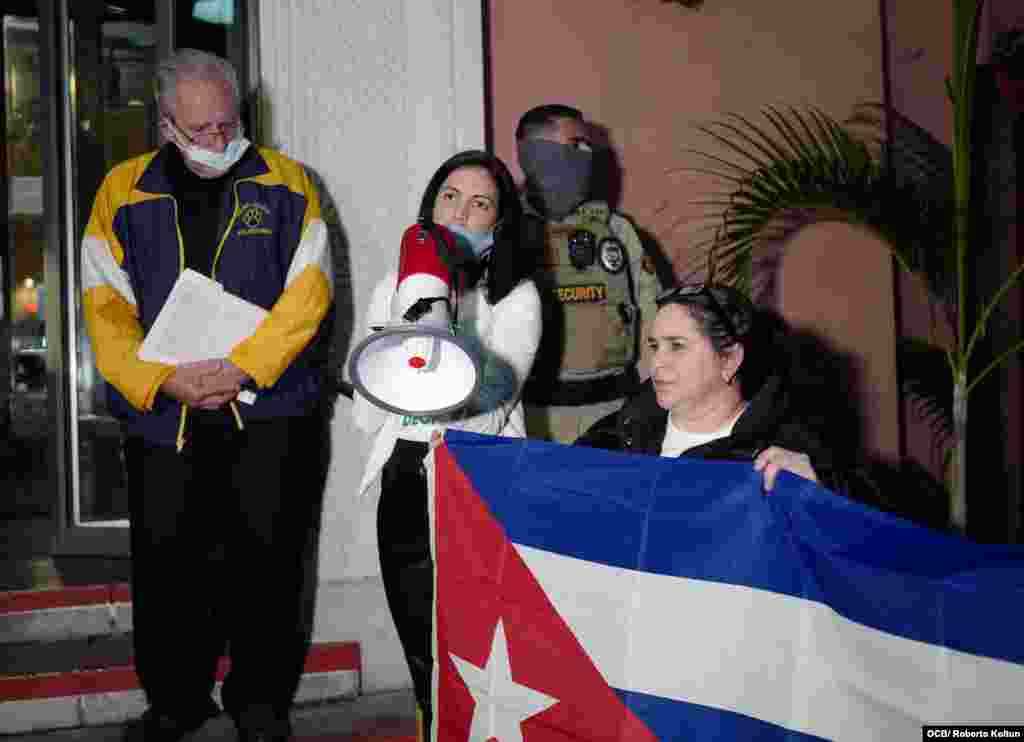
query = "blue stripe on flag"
xmin=444 ymin=430 xmax=1024 ymax=665
xmin=614 ymin=688 xmax=829 ymax=742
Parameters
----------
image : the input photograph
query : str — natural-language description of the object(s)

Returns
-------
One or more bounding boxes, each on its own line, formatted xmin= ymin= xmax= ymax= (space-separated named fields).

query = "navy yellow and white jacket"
xmin=81 ymin=144 xmax=333 ymax=447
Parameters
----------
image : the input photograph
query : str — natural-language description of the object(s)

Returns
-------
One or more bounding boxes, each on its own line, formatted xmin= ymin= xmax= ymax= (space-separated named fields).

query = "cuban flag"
xmin=428 ymin=430 xmax=1024 ymax=741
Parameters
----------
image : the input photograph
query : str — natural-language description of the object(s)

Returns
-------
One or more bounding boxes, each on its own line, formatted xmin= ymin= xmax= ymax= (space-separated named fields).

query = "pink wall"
xmin=777 ymin=225 xmax=899 ymax=456
xmin=489 ymin=0 xmax=884 ymax=273
xmin=489 ymin=0 xmax=1023 ymax=473
xmin=489 ymin=0 xmax=901 ymax=457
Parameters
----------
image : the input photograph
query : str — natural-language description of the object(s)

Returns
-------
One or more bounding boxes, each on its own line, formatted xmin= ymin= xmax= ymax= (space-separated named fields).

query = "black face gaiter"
xmin=517 ymin=138 xmax=594 ymax=221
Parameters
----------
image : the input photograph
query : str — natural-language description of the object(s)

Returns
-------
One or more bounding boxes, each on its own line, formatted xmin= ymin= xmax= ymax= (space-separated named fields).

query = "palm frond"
xmin=897 ymin=337 xmax=955 ymax=449
xmin=685 ymin=106 xmax=956 ymax=306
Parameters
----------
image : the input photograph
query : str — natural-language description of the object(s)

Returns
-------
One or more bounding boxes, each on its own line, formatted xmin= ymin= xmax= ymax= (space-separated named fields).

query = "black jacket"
xmin=576 ymin=373 xmax=863 ymax=497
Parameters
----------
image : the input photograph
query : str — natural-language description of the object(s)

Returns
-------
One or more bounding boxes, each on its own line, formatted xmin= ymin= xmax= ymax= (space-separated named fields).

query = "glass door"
xmin=3 ymin=10 xmax=62 ymax=558
xmin=66 ymin=0 xmax=253 ymax=534
xmin=66 ymin=0 xmax=253 ymax=537
xmin=68 ymin=2 xmax=158 ymax=531
xmin=2 ymin=1 xmax=254 ymax=565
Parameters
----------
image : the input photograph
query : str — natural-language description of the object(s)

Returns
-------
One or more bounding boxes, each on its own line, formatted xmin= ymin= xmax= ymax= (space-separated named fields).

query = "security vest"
xmin=523 ymin=200 xmax=639 ymax=406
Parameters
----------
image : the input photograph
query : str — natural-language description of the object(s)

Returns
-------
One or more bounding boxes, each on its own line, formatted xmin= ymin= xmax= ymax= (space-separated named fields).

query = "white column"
xmin=257 ymin=0 xmax=485 ymax=693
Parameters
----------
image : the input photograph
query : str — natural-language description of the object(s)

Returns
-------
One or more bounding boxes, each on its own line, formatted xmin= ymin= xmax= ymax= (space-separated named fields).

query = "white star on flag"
xmin=449 ymin=618 xmax=559 ymax=741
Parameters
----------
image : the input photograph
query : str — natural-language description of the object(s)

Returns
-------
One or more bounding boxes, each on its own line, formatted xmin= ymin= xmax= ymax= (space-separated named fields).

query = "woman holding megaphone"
xmin=350 ymin=150 xmax=541 ymax=737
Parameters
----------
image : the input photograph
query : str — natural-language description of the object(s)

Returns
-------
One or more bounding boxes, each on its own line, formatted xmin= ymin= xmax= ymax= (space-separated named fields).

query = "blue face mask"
xmin=161 ymin=117 xmax=250 ymax=176
xmin=446 ymin=224 xmax=495 ymax=259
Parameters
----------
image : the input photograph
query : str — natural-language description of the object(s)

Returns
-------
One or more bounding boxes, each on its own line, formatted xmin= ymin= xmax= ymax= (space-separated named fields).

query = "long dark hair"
xmin=417 ymin=150 xmax=534 ymax=305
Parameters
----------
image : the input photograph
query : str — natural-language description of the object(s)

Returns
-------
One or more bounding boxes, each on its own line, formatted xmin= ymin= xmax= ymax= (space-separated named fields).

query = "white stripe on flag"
xmin=516 ymin=544 xmax=1022 ymax=742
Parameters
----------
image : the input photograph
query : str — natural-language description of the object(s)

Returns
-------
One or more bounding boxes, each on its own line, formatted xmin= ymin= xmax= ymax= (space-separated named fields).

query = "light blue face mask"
xmin=162 ymin=117 xmax=250 ymax=175
xmin=183 ymin=131 xmax=250 ymax=173
xmin=446 ymin=224 xmax=495 ymax=259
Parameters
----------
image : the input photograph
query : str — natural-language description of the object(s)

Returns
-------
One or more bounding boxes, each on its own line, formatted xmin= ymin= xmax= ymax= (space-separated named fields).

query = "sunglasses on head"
xmin=656 ymin=283 xmax=739 ymax=341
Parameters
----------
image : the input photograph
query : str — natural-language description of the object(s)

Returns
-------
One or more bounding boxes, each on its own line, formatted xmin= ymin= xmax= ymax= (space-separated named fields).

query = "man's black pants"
xmin=124 ymin=411 xmax=325 ymax=724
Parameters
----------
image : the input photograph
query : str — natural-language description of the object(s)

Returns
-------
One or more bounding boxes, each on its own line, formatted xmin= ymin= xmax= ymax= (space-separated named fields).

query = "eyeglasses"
xmin=656 ymin=283 xmax=739 ymax=341
xmin=167 ymin=116 xmax=241 ymax=146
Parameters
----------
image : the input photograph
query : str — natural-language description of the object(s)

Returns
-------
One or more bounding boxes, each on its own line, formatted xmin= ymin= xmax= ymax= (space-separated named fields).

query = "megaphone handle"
xmin=402 ymin=296 xmax=452 ymax=323
xmin=450 ymin=268 xmax=462 ymax=326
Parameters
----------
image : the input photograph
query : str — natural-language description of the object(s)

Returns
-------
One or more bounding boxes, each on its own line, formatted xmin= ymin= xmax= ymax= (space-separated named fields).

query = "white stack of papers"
xmin=138 ymin=269 xmax=268 ymax=364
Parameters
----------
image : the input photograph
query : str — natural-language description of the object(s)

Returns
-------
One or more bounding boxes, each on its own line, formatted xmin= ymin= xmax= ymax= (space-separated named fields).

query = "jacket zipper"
xmin=211 ymin=179 xmax=250 ymax=434
xmin=166 ymin=196 xmax=190 ymax=452
xmin=171 ymin=181 xmax=245 ymax=452
xmin=210 ymin=178 xmax=246 ymax=280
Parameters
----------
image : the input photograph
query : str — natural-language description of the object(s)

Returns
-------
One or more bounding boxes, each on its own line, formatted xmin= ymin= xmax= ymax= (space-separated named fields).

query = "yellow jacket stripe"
xmin=81 ymin=154 xmax=175 ymax=411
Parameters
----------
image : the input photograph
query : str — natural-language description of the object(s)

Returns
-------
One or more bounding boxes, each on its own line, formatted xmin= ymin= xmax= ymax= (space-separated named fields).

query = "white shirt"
xmin=660 ymin=406 xmax=746 ymax=458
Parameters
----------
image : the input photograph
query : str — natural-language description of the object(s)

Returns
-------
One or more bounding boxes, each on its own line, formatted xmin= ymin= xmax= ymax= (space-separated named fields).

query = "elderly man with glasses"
xmin=80 ymin=48 xmax=334 ymax=742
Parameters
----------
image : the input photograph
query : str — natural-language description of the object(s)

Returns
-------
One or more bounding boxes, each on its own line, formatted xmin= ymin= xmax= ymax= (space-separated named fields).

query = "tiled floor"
xmin=0 ymin=547 xmax=132 ymax=594
xmin=0 ymin=496 xmax=131 ymax=592
xmin=2 ymin=406 xmax=131 ymax=594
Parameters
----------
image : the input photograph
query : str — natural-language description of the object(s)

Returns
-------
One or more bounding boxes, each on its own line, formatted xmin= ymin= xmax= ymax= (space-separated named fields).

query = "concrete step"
xmin=0 ymin=585 xmax=132 ymax=644
xmin=0 ymin=586 xmax=364 ymax=736
xmin=1 ymin=634 xmax=133 ymax=676
xmin=0 ymin=689 xmax=418 ymax=741
xmin=0 ymin=640 xmax=362 ymax=734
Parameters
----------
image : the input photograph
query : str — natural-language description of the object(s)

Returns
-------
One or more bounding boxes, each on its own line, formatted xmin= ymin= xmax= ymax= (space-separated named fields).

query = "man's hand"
xmin=192 ymin=359 xmax=251 ymax=409
xmin=200 ymin=359 xmax=250 ymax=408
xmin=160 ymin=359 xmax=248 ymax=409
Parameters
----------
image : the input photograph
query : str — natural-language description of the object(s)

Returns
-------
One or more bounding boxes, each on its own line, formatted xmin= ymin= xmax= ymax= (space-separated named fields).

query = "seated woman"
xmin=577 ymin=283 xmax=849 ymax=493
xmin=350 ymin=150 xmax=542 ymax=737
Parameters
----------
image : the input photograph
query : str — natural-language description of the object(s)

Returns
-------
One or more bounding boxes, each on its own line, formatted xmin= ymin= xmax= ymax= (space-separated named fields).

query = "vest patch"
xmin=555 ymin=283 xmax=607 ymax=303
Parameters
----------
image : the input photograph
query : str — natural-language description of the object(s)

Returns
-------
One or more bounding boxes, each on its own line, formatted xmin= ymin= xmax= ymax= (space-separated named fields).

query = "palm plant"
xmin=686 ymin=0 xmax=1018 ymax=532
xmin=687 ymin=104 xmax=955 ymax=303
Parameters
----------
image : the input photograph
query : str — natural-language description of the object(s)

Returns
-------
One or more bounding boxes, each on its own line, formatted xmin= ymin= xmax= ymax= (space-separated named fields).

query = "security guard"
xmin=516 ymin=104 xmax=665 ymax=442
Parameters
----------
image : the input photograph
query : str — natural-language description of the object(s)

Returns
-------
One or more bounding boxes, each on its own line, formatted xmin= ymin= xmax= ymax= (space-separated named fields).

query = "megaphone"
xmin=348 ymin=222 xmax=481 ymax=416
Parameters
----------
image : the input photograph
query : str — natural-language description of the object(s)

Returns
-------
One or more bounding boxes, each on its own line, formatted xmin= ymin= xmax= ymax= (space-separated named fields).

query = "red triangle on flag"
xmin=434 ymin=445 xmax=658 ymax=742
